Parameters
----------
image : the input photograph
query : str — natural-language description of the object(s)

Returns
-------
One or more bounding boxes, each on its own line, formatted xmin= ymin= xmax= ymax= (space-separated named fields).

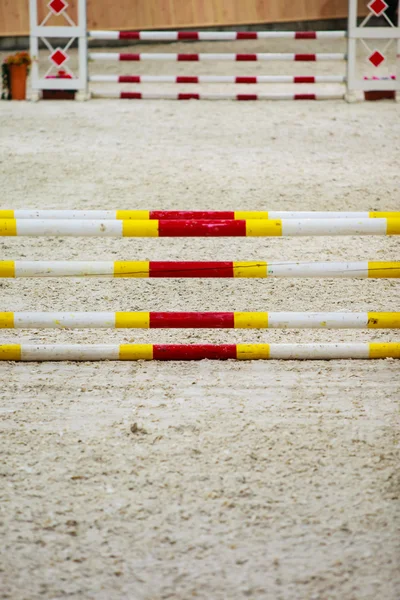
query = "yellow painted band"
xmin=0 ymin=219 xmax=17 ymax=236
xmin=233 ymin=261 xmax=267 ymax=278
xmin=0 ymin=261 xmax=15 ymax=278
xmin=122 ymin=220 xmax=159 ymax=237
xmin=367 ymin=312 xmax=400 ymax=329
xmin=369 ymin=343 xmax=400 ymax=359
xmin=368 ymin=262 xmax=400 ymax=278
xmin=0 ymin=210 xmax=14 ymax=219
xmin=234 ymin=312 xmax=269 ymax=329
xmin=0 ymin=344 xmax=21 ymax=360
xmin=237 ymin=344 xmax=270 ymax=359
xmin=115 ymin=312 xmax=150 ymax=328
xmin=116 ymin=210 xmax=150 ymax=220
xmin=0 ymin=313 xmax=14 ymax=328
xmin=114 ymin=261 xmax=149 ymax=278
xmin=369 ymin=212 xmax=400 ymax=219
xmin=386 ymin=219 xmax=400 ymax=235
xmin=119 ymin=344 xmax=154 ymax=360
xmin=234 ymin=211 xmax=269 ymax=220
xmin=245 ymin=219 xmax=282 ymax=236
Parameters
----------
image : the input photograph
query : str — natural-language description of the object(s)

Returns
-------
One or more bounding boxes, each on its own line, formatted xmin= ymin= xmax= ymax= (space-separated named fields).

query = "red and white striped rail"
xmin=89 ymin=52 xmax=346 ymax=62
xmin=93 ymin=91 xmax=345 ymax=101
xmin=89 ymin=30 xmax=346 ymax=41
xmin=90 ymin=74 xmax=346 ymax=84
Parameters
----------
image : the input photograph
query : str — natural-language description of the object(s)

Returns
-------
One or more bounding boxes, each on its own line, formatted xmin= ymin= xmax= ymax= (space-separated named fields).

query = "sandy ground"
xmin=0 ymin=39 xmax=400 ymax=600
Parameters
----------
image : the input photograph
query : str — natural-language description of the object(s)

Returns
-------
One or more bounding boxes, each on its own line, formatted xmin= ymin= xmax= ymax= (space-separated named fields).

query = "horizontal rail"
xmin=1 ymin=312 xmax=399 ymax=329
xmin=93 ymin=91 xmax=345 ymax=101
xmin=2 ymin=211 xmax=397 ymax=220
xmin=1 ymin=261 xmax=398 ymax=279
xmin=89 ymin=30 xmax=347 ymax=41
xmin=89 ymin=52 xmax=346 ymax=62
xmin=1 ymin=343 xmax=399 ymax=361
xmin=89 ymin=74 xmax=347 ymax=84
xmin=1 ymin=218 xmax=399 ymax=237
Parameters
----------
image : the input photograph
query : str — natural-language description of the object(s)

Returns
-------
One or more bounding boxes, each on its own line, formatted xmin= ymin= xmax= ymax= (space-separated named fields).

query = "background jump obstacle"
xmin=0 ymin=208 xmax=400 ymax=221
xmin=1 ymin=261 xmax=399 ymax=279
xmin=1 ymin=218 xmax=399 ymax=237
xmin=89 ymin=31 xmax=347 ymax=41
xmin=89 ymin=52 xmax=346 ymax=62
xmin=90 ymin=75 xmax=346 ymax=84
xmin=3 ymin=211 xmax=398 ymax=220
xmin=1 ymin=343 xmax=399 ymax=361
xmin=92 ymin=91 xmax=344 ymax=101
xmin=2 ymin=312 xmax=399 ymax=329
xmin=30 ymin=0 xmax=400 ymax=100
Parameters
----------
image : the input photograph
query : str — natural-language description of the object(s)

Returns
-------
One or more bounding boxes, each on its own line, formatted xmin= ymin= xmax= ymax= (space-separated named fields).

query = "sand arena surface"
xmin=0 ymin=39 xmax=400 ymax=600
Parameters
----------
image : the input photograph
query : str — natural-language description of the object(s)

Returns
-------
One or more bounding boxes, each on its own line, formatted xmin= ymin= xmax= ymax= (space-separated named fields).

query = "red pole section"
xmin=157 ymin=220 xmax=247 ymax=237
xmin=149 ymin=262 xmax=235 ymax=277
xmin=152 ymin=344 xmax=237 ymax=360
xmin=149 ymin=312 xmax=235 ymax=328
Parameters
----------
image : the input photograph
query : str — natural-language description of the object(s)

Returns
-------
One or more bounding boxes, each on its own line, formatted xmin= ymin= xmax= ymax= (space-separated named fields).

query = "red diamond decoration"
xmin=50 ymin=48 xmax=69 ymax=67
xmin=368 ymin=50 xmax=385 ymax=67
xmin=367 ymin=0 xmax=388 ymax=17
xmin=48 ymin=0 xmax=68 ymax=15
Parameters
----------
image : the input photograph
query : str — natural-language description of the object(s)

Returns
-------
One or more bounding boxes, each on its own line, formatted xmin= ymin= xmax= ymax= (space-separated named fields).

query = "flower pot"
xmin=10 ymin=63 xmax=27 ymax=100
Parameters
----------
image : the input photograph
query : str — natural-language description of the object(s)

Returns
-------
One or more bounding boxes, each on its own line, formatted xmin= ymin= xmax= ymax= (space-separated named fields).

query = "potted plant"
xmin=1 ymin=51 xmax=31 ymax=101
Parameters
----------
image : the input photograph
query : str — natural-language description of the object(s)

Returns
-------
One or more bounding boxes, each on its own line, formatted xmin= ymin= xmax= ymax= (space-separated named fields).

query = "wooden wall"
xmin=1 ymin=0 xmax=360 ymax=37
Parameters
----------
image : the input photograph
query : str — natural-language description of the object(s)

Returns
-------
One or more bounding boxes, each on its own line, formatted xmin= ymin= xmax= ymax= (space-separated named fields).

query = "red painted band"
xmin=120 ymin=53 xmax=140 ymax=61
xmin=150 ymin=312 xmax=235 ymax=328
xmin=295 ymin=32 xmax=317 ymax=39
xmin=177 ymin=54 xmax=199 ymax=61
xmin=119 ymin=32 xmax=140 ymax=40
xmin=149 ymin=262 xmax=234 ymax=278
xmin=119 ymin=76 xmax=141 ymax=83
xmin=152 ymin=344 xmax=237 ymax=360
xmin=294 ymin=54 xmax=317 ymax=61
xmin=236 ymin=54 xmax=257 ymax=61
xmin=157 ymin=220 xmax=247 ymax=237
xmin=178 ymin=32 xmax=199 ymax=40
xmin=237 ymin=32 xmax=258 ymax=39
xmin=176 ymin=76 xmax=199 ymax=83
xmin=149 ymin=211 xmax=235 ymax=220
xmin=294 ymin=76 xmax=316 ymax=83
xmin=236 ymin=77 xmax=257 ymax=83
xmin=237 ymin=94 xmax=258 ymax=101
xmin=121 ymin=92 xmax=142 ymax=99
xmin=294 ymin=94 xmax=317 ymax=100
xmin=178 ymin=93 xmax=200 ymax=100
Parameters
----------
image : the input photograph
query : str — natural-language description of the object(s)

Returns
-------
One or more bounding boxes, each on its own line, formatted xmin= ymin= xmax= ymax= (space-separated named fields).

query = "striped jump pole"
xmin=1 ymin=261 xmax=399 ymax=279
xmin=89 ymin=75 xmax=347 ymax=84
xmin=89 ymin=52 xmax=346 ymax=62
xmin=1 ymin=218 xmax=399 ymax=237
xmin=93 ymin=91 xmax=345 ymax=101
xmin=1 ymin=343 xmax=399 ymax=361
xmin=3 ymin=210 xmax=398 ymax=220
xmin=1 ymin=312 xmax=399 ymax=329
xmin=89 ymin=30 xmax=347 ymax=41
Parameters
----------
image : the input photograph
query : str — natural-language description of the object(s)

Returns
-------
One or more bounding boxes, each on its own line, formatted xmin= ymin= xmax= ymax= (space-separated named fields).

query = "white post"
xmin=346 ymin=0 xmax=400 ymax=101
xmin=29 ymin=0 xmax=88 ymax=100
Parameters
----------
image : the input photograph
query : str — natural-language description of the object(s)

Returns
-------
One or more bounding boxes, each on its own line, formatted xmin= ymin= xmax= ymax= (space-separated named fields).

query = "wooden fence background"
xmin=1 ymin=0 xmax=362 ymax=37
